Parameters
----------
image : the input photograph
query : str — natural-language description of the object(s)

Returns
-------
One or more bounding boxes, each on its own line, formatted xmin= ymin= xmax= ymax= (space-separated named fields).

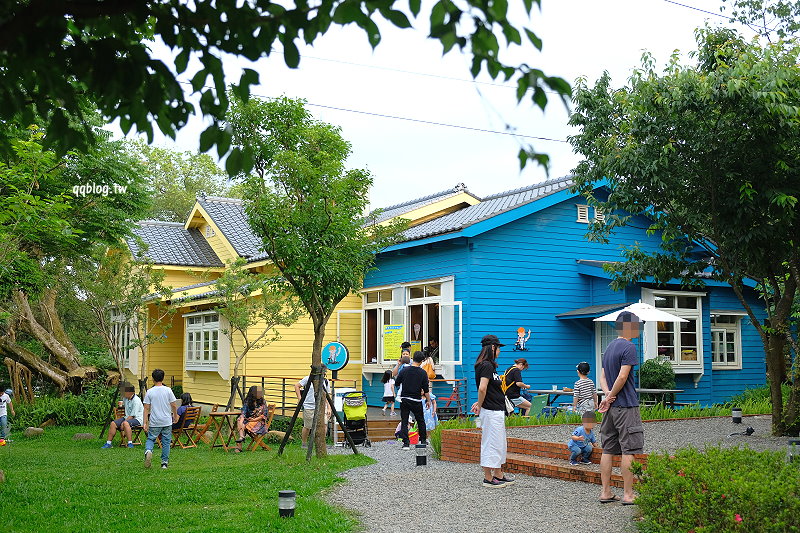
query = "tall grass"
xmin=428 ymin=417 xmax=475 ymax=458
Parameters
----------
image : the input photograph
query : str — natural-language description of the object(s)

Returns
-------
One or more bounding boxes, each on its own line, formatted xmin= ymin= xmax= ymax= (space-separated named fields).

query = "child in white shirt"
xmin=381 ymin=370 xmax=396 ymax=416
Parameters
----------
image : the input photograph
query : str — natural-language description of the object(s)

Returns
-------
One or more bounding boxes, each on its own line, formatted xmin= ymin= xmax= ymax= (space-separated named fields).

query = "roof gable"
xmin=126 ymin=221 xmax=224 ymax=267
xmin=372 ymin=183 xmax=481 ymax=226
xmin=395 ymin=176 xmax=575 ymax=244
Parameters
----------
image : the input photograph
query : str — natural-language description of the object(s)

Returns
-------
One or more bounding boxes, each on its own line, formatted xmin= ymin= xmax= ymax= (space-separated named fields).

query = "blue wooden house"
xmin=359 ymin=176 xmax=765 ymax=407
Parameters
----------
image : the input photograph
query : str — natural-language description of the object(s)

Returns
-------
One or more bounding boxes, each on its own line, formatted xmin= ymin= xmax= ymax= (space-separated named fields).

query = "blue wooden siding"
xmin=708 ymin=289 xmax=766 ymax=403
xmin=363 ymin=193 xmax=767 ymax=408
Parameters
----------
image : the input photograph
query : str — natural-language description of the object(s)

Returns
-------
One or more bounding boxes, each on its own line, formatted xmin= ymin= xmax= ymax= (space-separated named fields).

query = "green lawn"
xmin=0 ymin=427 xmax=373 ymax=532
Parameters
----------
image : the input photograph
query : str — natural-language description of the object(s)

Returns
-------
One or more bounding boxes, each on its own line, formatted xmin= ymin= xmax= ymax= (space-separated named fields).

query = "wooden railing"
xmin=430 ymin=378 xmax=468 ymax=419
xmin=238 ymin=375 xmax=358 ymax=417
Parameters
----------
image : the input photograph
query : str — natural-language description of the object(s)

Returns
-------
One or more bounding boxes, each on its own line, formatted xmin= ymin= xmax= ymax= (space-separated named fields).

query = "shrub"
xmin=640 ymin=357 xmax=676 ymax=403
xmin=637 ymin=447 xmax=800 ymax=532
xmin=429 ymin=417 xmax=475 ymax=458
xmin=12 ymin=381 xmax=115 ymax=429
xmin=269 ymin=415 xmax=303 ymax=441
xmin=171 ymin=385 xmax=184 ymax=399
xmin=727 ymin=384 xmax=790 ymax=407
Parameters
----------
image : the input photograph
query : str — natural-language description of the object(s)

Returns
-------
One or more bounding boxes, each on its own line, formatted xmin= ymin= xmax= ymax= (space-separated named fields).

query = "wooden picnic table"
xmin=208 ymin=411 xmax=241 ymax=451
xmin=527 ymin=388 xmax=685 ymax=407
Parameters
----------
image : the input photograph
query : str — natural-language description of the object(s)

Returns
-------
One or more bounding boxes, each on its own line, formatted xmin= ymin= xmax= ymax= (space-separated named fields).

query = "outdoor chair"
xmin=190 ymin=403 xmax=219 ymax=445
xmin=244 ymin=403 xmax=276 ymax=452
xmin=113 ymin=406 xmax=144 ymax=447
xmin=171 ymin=406 xmax=202 ymax=449
xmin=527 ymin=394 xmax=549 ymax=417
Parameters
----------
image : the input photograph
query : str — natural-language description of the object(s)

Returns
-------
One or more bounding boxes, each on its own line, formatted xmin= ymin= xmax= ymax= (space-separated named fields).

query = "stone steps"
xmin=440 ymin=428 xmax=648 ymax=487
xmin=505 ymin=453 xmax=625 ymax=488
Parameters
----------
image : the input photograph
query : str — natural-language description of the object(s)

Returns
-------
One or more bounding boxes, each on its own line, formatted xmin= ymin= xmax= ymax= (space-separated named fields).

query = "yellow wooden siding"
xmin=181 ymin=294 xmax=363 ymax=407
xmin=158 ymin=268 xmax=220 ymax=290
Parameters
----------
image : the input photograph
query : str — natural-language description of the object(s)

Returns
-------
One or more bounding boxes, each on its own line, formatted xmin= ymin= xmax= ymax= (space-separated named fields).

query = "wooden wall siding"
xmin=708 ymin=288 xmax=766 ymax=403
xmin=365 ymin=193 xmax=766 ymax=407
xmin=158 ymin=268 xmax=220 ymax=290
xmin=180 ymin=293 xmax=364 ymax=408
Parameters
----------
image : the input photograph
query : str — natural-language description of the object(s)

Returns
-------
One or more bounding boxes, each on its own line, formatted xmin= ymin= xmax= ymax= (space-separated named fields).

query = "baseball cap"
xmin=480 ymin=334 xmax=505 ymax=347
xmin=615 ymin=311 xmax=641 ymax=324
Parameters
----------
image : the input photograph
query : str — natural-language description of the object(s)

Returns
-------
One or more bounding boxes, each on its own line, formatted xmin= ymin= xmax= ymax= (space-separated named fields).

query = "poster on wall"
xmin=410 ymin=340 xmax=422 ymax=354
xmin=382 ymin=324 xmax=405 ymax=361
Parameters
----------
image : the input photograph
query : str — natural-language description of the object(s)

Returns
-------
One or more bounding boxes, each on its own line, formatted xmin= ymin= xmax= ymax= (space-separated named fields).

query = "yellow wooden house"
xmin=118 ymin=185 xmax=480 ymax=410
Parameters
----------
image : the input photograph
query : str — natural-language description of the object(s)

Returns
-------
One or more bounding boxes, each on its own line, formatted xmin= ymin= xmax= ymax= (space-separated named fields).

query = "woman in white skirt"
xmin=471 ymin=334 xmax=515 ymax=488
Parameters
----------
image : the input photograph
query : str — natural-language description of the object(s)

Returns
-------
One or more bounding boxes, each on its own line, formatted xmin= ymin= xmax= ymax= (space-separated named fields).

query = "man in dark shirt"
xmin=598 ymin=311 xmax=644 ymax=506
xmin=394 ymin=351 xmax=431 ymax=450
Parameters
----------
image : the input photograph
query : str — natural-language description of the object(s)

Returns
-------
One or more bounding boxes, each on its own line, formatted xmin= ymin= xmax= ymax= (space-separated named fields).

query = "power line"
xmin=303 ymin=102 xmax=569 ymax=143
xmin=662 ymin=0 xmax=730 ymax=19
xmin=176 ymin=80 xmax=570 ymax=143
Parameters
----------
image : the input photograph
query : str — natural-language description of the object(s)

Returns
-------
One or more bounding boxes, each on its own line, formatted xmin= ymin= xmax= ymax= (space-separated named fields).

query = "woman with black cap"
xmin=471 ymin=334 xmax=515 ymax=488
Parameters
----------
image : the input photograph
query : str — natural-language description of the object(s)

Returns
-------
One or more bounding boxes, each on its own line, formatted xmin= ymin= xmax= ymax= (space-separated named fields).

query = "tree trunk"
xmin=766 ymin=334 xmax=786 ymax=435
xmin=13 ymin=290 xmax=81 ymax=371
xmin=138 ymin=378 xmax=148 ymax=400
xmin=0 ymin=339 xmax=68 ymax=390
xmin=38 ymin=288 xmax=80 ymax=360
xmin=311 ymin=316 xmax=330 ymax=458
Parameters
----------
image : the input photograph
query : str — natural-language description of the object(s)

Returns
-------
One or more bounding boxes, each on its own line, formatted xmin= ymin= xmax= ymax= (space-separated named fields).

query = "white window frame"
xmin=711 ymin=312 xmax=744 ymax=370
xmin=642 ymin=289 xmax=705 ymax=372
xmin=184 ymin=310 xmax=222 ymax=372
xmin=361 ymin=277 xmax=460 ymax=373
xmin=576 ymin=204 xmax=590 ymax=223
xmin=110 ymin=309 xmax=136 ymax=370
xmin=594 ymin=207 xmax=605 ymax=223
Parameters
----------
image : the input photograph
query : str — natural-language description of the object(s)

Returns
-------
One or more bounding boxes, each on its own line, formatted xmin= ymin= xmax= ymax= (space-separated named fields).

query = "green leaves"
xmin=0 ymin=0 xmax=568 ymax=173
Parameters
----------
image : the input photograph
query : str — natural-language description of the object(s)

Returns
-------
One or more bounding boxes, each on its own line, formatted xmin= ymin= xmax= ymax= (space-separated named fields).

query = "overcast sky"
xmin=125 ymin=0 xmax=755 ymax=209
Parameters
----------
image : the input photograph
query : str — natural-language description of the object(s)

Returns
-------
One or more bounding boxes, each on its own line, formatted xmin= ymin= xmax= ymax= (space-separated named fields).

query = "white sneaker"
xmin=144 ymin=450 xmax=152 ymax=469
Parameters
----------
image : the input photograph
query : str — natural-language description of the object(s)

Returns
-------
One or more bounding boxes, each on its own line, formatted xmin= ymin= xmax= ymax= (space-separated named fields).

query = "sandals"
xmin=234 ymin=437 xmax=245 ymax=453
xmin=599 ymin=496 xmax=621 ymax=503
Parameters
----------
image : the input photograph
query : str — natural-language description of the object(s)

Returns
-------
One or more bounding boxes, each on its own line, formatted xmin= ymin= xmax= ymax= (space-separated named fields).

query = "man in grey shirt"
xmin=143 ymin=368 xmax=178 ymax=469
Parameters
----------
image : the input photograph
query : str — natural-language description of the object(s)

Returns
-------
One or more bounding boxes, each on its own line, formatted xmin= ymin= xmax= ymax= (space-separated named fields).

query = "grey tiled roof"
xmin=401 ymin=176 xmax=575 ymax=242
xmin=197 ymin=197 xmax=263 ymax=259
xmin=127 ymin=221 xmax=224 ymax=267
xmin=371 ymin=183 xmax=479 ymax=223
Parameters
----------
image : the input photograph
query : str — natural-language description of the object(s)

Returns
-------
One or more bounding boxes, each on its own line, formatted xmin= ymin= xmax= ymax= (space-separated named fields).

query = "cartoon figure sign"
xmin=323 ymin=342 xmax=349 ymax=372
xmin=514 ymin=328 xmax=531 ymax=351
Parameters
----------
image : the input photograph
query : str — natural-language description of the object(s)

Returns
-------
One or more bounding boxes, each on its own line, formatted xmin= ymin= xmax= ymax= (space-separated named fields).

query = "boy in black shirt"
xmin=394 ymin=351 xmax=431 ymax=450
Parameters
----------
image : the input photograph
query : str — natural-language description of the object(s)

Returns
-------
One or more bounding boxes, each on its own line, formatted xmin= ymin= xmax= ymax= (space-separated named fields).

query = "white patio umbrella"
xmin=593 ymin=301 xmax=688 ymax=324
xmin=594 ymin=302 xmax=687 ymax=388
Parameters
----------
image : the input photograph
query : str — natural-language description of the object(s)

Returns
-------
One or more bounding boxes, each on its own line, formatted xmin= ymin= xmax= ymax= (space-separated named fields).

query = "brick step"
xmin=504 ymin=453 xmax=625 ymax=488
xmin=507 ymin=438 xmax=648 ymax=468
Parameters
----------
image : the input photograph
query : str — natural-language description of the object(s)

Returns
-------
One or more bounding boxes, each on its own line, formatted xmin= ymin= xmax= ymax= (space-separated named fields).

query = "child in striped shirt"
xmin=572 ymin=362 xmax=598 ymax=415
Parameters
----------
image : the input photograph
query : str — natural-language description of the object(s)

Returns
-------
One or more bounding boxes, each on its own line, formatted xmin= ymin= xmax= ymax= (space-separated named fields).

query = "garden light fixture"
xmin=278 ymin=490 xmax=296 ymax=518
xmin=416 ymin=443 xmax=427 ymax=466
xmin=731 ymin=407 xmax=742 ymax=424
xmin=789 ymin=439 xmax=800 ymax=463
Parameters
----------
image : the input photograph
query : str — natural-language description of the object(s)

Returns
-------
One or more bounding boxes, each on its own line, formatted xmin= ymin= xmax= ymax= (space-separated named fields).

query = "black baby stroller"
xmin=341 ymin=391 xmax=371 ymax=447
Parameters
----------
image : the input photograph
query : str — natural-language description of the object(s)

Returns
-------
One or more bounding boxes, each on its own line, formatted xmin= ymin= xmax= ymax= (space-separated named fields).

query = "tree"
xmin=0 ymin=124 xmax=151 ymax=392
xmin=205 ymin=258 xmax=302 ymax=409
xmin=0 ymin=0 xmax=570 ymax=172
xmin=229 ymin=96 xmax=404 ymax=456
xmin=722 ymin=0 xmax=800 ymax=40
xmin=568 ymin=28 xmax=800 ymax=435
xmin=127 ymin=141 xmax=240 ymax=222
xmin=85 ymin=249 xmax=176 ymax=395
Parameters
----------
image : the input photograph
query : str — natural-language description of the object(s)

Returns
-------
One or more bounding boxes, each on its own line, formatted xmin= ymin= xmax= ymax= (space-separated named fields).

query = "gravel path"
xmin=326 ymin=439 xmax=639 ymax=533
xmin=507 ymin=415 xmax=784 ymax=454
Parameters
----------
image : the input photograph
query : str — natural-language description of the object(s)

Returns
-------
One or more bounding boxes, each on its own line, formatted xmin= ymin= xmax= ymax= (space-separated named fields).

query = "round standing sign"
xmin=323 ymin=341 xmax=349 ymax=372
